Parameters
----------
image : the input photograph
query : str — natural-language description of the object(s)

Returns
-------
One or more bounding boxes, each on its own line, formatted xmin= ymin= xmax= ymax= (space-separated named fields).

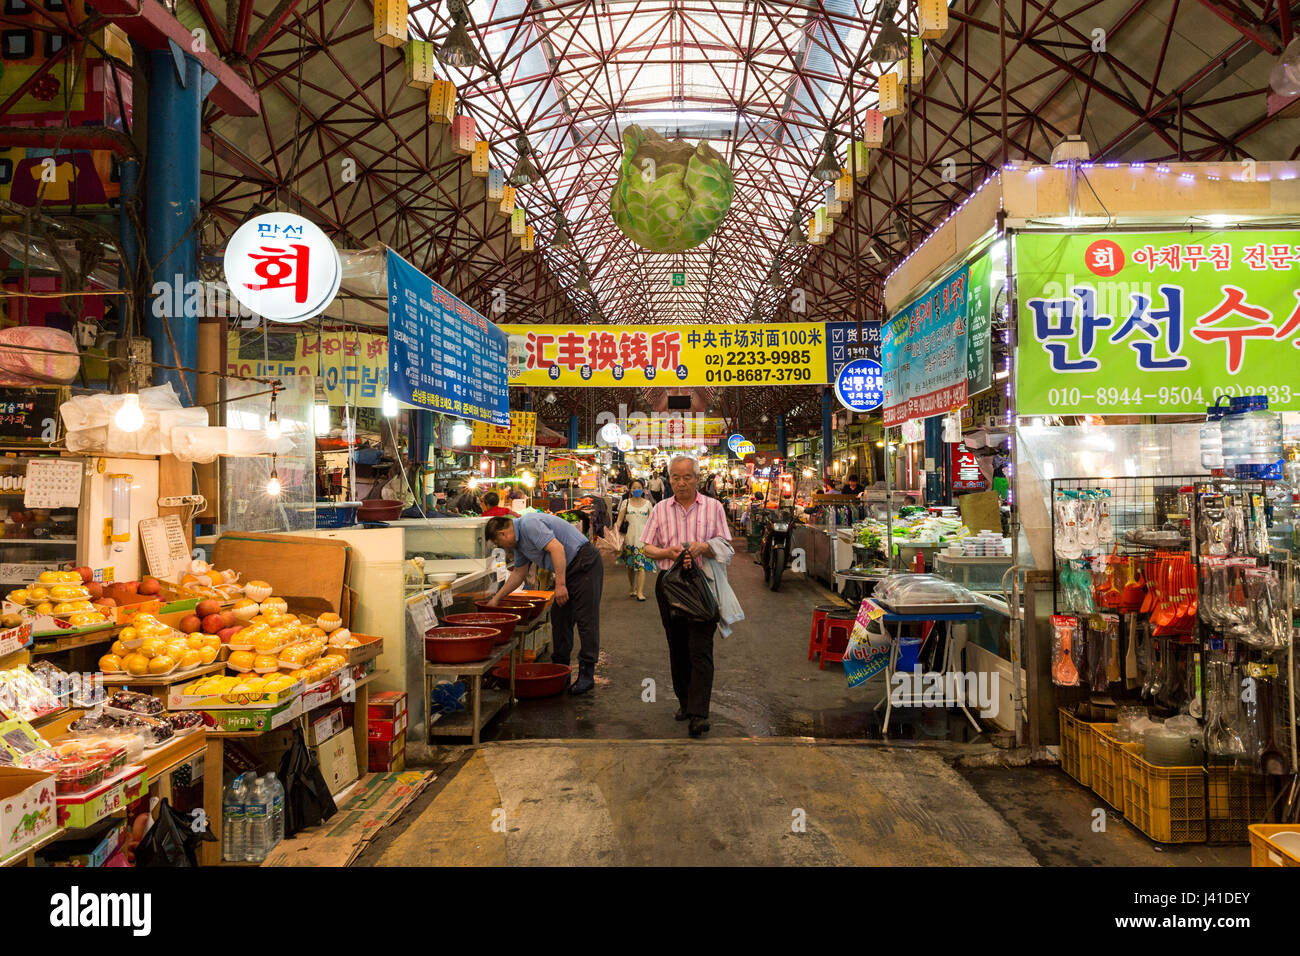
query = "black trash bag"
xmin=277 ymin=726 xmax=338 ymax=838
xmin=660 ymin=550 xmax=720 ymax=624
xmin=135 ymin=798 xmax=215 ymax=867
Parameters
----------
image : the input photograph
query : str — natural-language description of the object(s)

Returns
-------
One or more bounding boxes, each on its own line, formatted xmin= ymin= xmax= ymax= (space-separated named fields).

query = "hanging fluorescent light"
xmin=266 ymin=456 xmax=282 ymax=497
xmin=551 ymin=211 xmax=571 ymax=248
xmin=382 ymin=390 xmax=399 ymax=418
xmin=451 ymin=422 xmax=472 ymax=446
xmin=509 ymin=133 xmax=539 ymax=187
xmin=869 ymin=0 xmax=909 ymax=63
xmin=812 ymin=131 xmax=841 ymax=181
xmin=115 ymin=393 xmax=144 ymax=433
xmin=313 ymin=405 xmax=331 ymax=435
xmin=437 ymin=0 xmax=480 ymax=68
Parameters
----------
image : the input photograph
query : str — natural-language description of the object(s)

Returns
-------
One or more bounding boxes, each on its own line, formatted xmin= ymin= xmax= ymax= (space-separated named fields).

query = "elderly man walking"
xmin=639 ymin=455 xmax=731 ymax=737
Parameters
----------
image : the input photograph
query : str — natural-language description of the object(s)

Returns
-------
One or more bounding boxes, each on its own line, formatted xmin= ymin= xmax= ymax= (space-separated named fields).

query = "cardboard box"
xmin=367 ymin=711 xmax=408 ymax=743
xmin=0 ymin=766 xmax=58 ymax=860
xmin=0 ymin=620 xmax=33 ymax=657
xmin=37 ymin=819 xmax=125 ymax=867
xmin=309 ymin=707 xmax=344 ymax=747
xmin=367 ymin=735 xmax=405 ymax=770
xmin=199 ymin=698 xmax=300 ymax=733
xmin=367 ymin=691 xmax=407 ymax=722
xmin=315 ymin=729 xmax=358 ymax=795
xmin=336 ymin=634 xmax=383 ymax=665
xmin=352 ymin=659 xmax=377 ymax=684
xmin=99 ymin=588 xmax=162 ymax=626
xmin=168 ymin=679 xmax=303 ymax=710
xmin=212 ymin=533 xmax=352 ymax=620
xmin=56 ymin=765 xmax=147 ymax=830
xmin=301 ymin=673 xmax=341 ymax=712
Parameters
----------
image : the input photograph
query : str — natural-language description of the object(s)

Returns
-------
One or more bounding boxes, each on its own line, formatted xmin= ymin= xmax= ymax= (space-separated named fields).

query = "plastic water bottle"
xmin=265 ymin=772 xmax=285 ymax=847
xmin=222 ymin=775 xmax=248 ymax=862
xmin=1200 ymin=401 xmax=1227 ymax=472
xmin=244 ymin=776 xmax=271 ymax=863
xmin=1231 ymin=395 xmax=1283 ymax=479
xmin=1219 ymin=401 xmax=1246 ymax=475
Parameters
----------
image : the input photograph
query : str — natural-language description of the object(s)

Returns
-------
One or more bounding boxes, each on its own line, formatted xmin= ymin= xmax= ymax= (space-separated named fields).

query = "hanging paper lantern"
xmin=511 ymin=206 xmax=526 ymax=237
xmin=521 ymin=224 xmax=535 ymax=252
xmin=609 ymin=124 xmax=735 ymax=254
xmin=451 ymin=115 xmax=476 ymax=155
xmin=825 ymin=184 xmax=843 ymax=218
xmin=471 ymin=141 xmax=491 ymax=176
xmin=374 ymin=0 xmax=408 ymax=47
xmin=428 ymin=79 xmax=456 ymax=123
xmin=919 ymin=0 xmax=949 ymax=39
xmin=404 ymin=40 xmax=435 ymax=88
xmin=835 ymin=170 xmax=853 ymax=203
xmin=849 ymin=141 xmax=870 ymax=181
xmin=806 ymin=215 xmax=818 ymax=244
xmin=862 ymin=109 xmax=885 ymax=149
xmin=879 ymin=72 xmax=904 ymax=116
xmin=498 ymin=184 xmax=516 ymax=217
xmin=896 ymin=37 xmax=925 ymax=86
xmin=814 ymin=205 xmax=830 ymax=237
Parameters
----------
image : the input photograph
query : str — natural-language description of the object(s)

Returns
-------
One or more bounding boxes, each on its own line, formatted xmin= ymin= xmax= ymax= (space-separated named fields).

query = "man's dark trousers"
xmin=551 ymin=543 xmax=603 ymax=668
xmin=655 ymin=570 xmax=715 ymax=718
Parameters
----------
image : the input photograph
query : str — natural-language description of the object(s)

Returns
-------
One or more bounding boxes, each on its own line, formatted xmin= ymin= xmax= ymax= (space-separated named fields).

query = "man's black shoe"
xmin=675 ymin=708 xmax=689 ymax=721
xmin=689 ymin=717 xmax=710 ymax=737
xmin=569 ymin=665 xmax=595 ymax=695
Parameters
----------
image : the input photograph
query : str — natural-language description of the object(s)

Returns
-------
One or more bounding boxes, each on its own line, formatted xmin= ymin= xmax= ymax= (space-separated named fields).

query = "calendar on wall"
xmin=23 ymin=458 xmax=84 ymax=509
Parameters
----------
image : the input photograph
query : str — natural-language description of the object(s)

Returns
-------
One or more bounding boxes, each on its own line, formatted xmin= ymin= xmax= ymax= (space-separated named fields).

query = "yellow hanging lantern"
xmin=451 ymin=115 xmax=476 ymax=155
xmin=814 ymin=205 xmax=830 ymax=237
xmin=862 ymin=109 xmax=885 ymax=148
xmin=374 ymin=0 xmax=408 ymax=47
xmin=918 ymin=0 xmax=949 ymax=39
xmin=498 ymin=184 xmax=516 ymax=217
xmin=879 ymin=72 xmax=903 ymax=116
xmin=806 ymin=215 xmax=818 ymax=244
xmin=896 ymin=38 xmax=924 ymax=86
xmin=428 ymin=78 xmax=456 ymax=124
xmin=511 ymin=206 xmax=526 ymax=237
xmin=404 ymin=40 xmax=435 ymax=88
xmin=835 ymin=169 xmax=853 ymax=202
xmin=471 ymin=141 xmax=491 ymax=176
xmin=521 ymin=224 xmax=535 ymax=252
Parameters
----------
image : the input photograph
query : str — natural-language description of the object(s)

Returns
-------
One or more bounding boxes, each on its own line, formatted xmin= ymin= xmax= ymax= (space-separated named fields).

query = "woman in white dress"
xmin=615 ymin=478 xmax=655 ymax=601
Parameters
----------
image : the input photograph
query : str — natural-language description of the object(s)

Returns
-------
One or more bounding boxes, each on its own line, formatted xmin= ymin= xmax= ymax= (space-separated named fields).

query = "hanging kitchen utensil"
xmin=1051 ymin=615 xmax=1080 ymax=686
xmin=1125 ymin=612 xmax=1140 ymax=689
xmin=1259 ymin=676 xmax=1288 ymax=775
xmin=1120 ymin=556 xmax=1145 ymax=612
xmin=1106 ymin=614 xmax=1122 ymax=684
xmin=1140 ymin=554 xmax=1159 ymax=614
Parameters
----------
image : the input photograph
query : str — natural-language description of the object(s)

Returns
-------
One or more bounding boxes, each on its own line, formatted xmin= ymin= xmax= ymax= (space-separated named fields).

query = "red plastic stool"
xmin=819 ymin=615 xmax=855 ymax=669
xmin=808 ymin=604 xmax=845 ymax=661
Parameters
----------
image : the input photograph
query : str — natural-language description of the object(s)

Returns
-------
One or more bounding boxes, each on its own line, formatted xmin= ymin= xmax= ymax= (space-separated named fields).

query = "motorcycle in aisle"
xmin=761 ymin=507 xmax=796 ymax=591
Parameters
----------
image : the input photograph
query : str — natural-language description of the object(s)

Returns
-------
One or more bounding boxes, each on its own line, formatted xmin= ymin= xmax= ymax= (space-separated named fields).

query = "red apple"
xmin=217 ymin=626 xmax=242 ymax=644
xmin=84 ymin=581 xmax=104 ymax=600
xmin=196 ymin=599 xmax=222 ymax=618
xmin=138 ymin=577 xmax=161 ymax=596
xmin=220 ymin=610 xmax=236 ymax=628
xmin=94 ymin=597 xmax=117 ymax=609
xmin=179 ymin=614 xmax=201 ymax=634
xmin=200 ymin=613 xmax=224 ymax=635
xmin=75 ymin=566 xmax=94 ymax=584
xmin=122 ymin=581 xmax=140 ymax=595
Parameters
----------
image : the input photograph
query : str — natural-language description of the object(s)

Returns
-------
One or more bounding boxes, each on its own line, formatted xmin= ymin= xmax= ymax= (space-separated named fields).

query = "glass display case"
xmin=0 ymin=455 xmax=80 ymax=589
xmin=388 ymin=517 xmax=492 ymax=576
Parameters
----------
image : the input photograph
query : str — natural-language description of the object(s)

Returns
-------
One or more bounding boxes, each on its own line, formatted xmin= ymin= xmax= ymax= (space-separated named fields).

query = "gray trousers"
xmin=551 ymin=543 xmax=603 ymax=668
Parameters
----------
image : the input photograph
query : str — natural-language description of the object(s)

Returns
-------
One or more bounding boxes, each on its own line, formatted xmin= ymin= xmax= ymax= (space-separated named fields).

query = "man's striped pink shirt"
xmin=639 ymin=492 xmax=730 ymax=570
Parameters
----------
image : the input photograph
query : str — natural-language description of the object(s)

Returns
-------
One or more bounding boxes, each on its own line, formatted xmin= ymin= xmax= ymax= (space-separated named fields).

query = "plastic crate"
xmin=315 ymin=501 xmax=361 ymax=528
xmin=1058 ymin=708 xmax=1097 ymax=788
xmin=1207 ymin=765 xmax=1269 ymax=843
xmin=1090 ymin=724 xmax=1141 ymax=813
xmin=1124 ymin=753 xmax=1207 ymax=844
xmin=1248 ymin=823 xmax=1300 ymax=866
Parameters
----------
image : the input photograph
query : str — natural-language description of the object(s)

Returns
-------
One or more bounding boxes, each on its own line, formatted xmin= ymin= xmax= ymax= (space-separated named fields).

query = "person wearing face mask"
xmin=615 ymin=478 xmax=655 ymax=601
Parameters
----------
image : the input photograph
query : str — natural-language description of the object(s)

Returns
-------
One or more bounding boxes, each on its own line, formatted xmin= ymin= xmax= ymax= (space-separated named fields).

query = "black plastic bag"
xmin=277 ymin=726 xmax=338 ymax=838
xmin=660 ymin=551 xmax=720 ymax=624
xmin=135 ymin=798 xmax=214 ymax=867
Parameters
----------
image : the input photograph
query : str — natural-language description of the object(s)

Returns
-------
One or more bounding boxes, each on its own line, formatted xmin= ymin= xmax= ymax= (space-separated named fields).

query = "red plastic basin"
xmin=441 ymin=612 xmax=520 ymax=645
xmin=475 ymin=597 xmax=543 ymax=622
xmin=491 ymin=661 xmax=571 ymax=698
xmin=423 ymin=626 xmax=499 ymax=663
xmin=358 ymin=499 xmax=404 ymax=521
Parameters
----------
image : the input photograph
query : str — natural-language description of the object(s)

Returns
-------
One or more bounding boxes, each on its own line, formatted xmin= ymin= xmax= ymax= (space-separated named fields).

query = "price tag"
xmin=496 ymin=566 xmax=508 ymax=583
xmin=439 ymin=589 xmax=453 ymax=607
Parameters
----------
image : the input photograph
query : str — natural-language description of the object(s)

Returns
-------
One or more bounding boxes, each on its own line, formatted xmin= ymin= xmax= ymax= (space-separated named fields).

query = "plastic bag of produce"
xmin=0 ymin=326 xmax=79 ymax=385
xmin=659 ymin=551 xmax=720 ymax=624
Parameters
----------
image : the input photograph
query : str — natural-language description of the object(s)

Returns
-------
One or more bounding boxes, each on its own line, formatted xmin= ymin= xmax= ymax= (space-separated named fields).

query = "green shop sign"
xmin=1016 ymin=231 xmax=1300 ymax=415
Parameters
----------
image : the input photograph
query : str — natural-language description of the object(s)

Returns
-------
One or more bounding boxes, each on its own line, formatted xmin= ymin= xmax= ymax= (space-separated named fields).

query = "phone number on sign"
xmin=1045 ymin=384 xmax=1294 ymax=408
xmin=705 ymin=349 xmax=813 ymax=368
xmin=705 ymin=367 xmax=813 ymax=384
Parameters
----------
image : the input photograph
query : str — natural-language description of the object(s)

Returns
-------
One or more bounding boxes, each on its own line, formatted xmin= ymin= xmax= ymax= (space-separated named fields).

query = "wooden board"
xmin=213 ymin=533 xmax=351 ymax=618
xmin=957 ymin=490 xmax=1003 ymax=533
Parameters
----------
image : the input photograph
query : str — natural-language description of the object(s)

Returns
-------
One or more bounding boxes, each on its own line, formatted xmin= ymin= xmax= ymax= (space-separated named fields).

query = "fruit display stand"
xmin=100 ymin=661 xmax=228 ymax=699
xmin=425 ymin=637 xmax=519 ymax=745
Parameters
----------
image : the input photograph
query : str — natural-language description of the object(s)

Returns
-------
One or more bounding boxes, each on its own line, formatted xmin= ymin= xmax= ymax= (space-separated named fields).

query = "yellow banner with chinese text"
xmin=472 ymin=411 xmax=537 ymax=448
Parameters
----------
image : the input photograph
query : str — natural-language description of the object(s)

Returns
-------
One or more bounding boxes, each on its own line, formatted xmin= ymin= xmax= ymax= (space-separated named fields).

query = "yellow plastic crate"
xmin=1058 ymin=708 xmax=1097 ymax=788
xmin=1124 ymin=753 xmax=1206 ymax=844
xmin=1249 ymin=823 xmax=1300 ymax=866
xmin=1207 ymin=766 xmax=1269 ymax=843
xmin=1090 ymin=724 xmax=1141 ymax=813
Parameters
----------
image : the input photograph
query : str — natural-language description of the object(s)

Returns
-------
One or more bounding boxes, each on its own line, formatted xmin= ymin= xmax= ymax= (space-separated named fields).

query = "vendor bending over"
xmin=485 ymin=512 xmax=603 ymax=695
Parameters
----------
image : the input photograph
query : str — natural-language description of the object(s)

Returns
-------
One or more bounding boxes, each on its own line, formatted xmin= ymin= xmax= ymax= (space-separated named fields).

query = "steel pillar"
xmin=568 ymin=414 xmax=579 ymax=449
xmin=776 ymin=415 xmax=787 ymax=460
xmin=118 ymin=158 xmax=140 ymax=338
xmin=821 ymin=388 xmax=833 ymax=486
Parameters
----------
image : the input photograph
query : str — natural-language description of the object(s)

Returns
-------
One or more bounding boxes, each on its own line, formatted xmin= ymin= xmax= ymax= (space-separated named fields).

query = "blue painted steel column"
xmin=118 ymin=158 xmax=140 ymax=338
xmin=145 ymin=49 xmax=202 ymax=403
xmin=924 ymin=415 xmax=944 ymax=505
xmin=776 ymin=414 xmax=786 ymax=460
xmin=821 ymin=388 xmax=833 ymax=485
xmin=568 ymin=414 xmax=579 ymax=449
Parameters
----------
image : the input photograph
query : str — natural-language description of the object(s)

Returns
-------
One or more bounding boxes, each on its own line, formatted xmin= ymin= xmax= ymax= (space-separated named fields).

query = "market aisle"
xmin=360 ymin=740 xmax=1039 ymax=866
xmin=490 ymin=536 xmax=886 ymax=740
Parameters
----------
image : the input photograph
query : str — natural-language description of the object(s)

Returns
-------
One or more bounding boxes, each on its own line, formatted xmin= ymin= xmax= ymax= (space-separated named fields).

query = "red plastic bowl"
xmin=358 ymin=499 xmax=404 ymax=521
xmin=441 ymin=612 xmax=520 ymax=645
xmin=423 ymin=626 xmax=499 ymax=663
xmin=475 ymin=597 xmax=543 ymax=622
xmin=491 ymin=661 xmax=571 ymax=698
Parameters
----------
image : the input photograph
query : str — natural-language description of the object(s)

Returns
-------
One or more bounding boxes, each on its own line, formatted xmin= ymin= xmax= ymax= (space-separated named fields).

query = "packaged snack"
xmin=104 ymin=690 xmax=165 ymax=716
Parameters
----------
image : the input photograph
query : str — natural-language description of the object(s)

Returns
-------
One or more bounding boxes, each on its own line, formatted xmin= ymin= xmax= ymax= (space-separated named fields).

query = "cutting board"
xmin=213 ymin=533 xmax=351 ymax=619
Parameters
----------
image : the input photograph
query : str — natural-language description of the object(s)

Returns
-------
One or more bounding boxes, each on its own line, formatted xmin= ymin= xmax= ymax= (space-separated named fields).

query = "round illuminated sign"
xmin=617 ymin=434 xmax=635 ymax=452
xmin=727 ymin=433 xmax=744 ymax=452
xmin=736 ymin=440 xmax=756 ymax=457
xmin=834 ymin=358 xmax=885 ymax=412
xmin=224 ymin=212 xmax=342 ymax=323
xmin=600 ymin=422 xmax=622 ymax=444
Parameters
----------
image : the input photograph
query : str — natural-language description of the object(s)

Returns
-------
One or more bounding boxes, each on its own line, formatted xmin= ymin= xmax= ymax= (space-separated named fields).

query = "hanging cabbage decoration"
xmin=609 ymin=125 xmax=735 ymax=254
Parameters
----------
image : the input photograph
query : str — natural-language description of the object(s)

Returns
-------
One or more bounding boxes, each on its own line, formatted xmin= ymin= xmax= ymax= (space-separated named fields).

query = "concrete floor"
xmin=362 ymin=537 xmax=1251 ymax=867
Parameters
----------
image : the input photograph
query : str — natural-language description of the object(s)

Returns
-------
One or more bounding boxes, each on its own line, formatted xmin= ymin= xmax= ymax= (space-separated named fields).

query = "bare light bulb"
xmin=267 ymin=457 xmax=282 ymax=496
xmin=382 ymin=391 xmax=398 ymax=418
xmin=266 ymin=411 xmax=281 ymax=441
xmin=115 ymin=393 xmax=144 ymax=433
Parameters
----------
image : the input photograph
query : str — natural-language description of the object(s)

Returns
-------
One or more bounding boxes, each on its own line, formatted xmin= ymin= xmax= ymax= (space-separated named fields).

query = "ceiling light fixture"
xmin=509 ymin=133 xmax=539 ymax=187
xmin=869 ymin=0 xmax=910 ymax=63
xmin=265 ymin=386 xmax=281 ymax=440
xmin=437 ymin=0 xmax=481 ymax=68
xmin=266 ymin=455 xmax=282 ymax=497
xmin=575 ymin=263 xmax=592 ymax=292
xmin=812 ymin=131 xmax=841 ymax=181
xmin=115 ymin=393 xmax=144 ymax=433
xmin=551 ymin=211 xmax=571 ymax=248
xmin=787 ymin=211 xmax=806 ymax=245
xmin=893 ymin=216 xmax=909 ymax=244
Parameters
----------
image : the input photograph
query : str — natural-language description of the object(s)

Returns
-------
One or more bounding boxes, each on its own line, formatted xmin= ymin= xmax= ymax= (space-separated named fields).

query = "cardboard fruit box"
xmin=335 ymin=633 xmax=383 ymax=666
xmin=56 ymin=765 xmax=147 ymax=831
xmin=199 ymin=697 xmax=301 ymax=733
xmin=367 ymin=691 xmax=407 ymax=722
xmin=0 ymin=619 xmax=33 ymax=657
xmin=100 ymin=585 xmax=163 ymax=626
xmin=367 ymin=711 xmax=408 ymax=743
xmin=167 ymin=678 xmax=303 ymax=711
xmin=0 ymin=766 xmax=58 ymax=861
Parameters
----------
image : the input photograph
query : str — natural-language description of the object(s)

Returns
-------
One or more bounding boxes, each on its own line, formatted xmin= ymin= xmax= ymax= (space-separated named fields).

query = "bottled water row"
xmin=222 ymin=772 xmax=285 ymax=862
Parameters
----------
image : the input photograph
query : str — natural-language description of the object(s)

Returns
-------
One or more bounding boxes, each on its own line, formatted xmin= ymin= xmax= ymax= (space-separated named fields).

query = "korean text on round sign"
xmin=223 ymin=212 xmax=342 ymax=323
xmin=834 ymin=358 xmax=885 ymax=412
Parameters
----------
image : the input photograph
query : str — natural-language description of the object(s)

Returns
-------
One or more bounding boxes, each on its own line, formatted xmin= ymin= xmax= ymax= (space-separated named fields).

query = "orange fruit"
xmin=179 ymin=649 xmax=203 ymax=669
xmin=228 ymin=650 xmax=256 ymax=670
xmin=149 ymin=654 xmax=176 ymax=675
xmin=98 ymin=653 xmax=123 ymax=673
xmin=28 ymin=586 xmax=49 ymax=601
xmin=118 ymin=626 xmax=138 ymax=643
xmin=111 ymin=639 xmax=128 ymax=657
xmin=253 ymin=654 xmax=278 ymax=671
xmin=35 ymin=602 xmax=54 ymax=615
xmin=124 ymin=653 xmax=150 ymax=676
xmin=186 ymin=634 xmax=207 ymax=650
xmin=139 ymin=637 xmax=164 ymax=659
xmin=197 ymin=645 xmax=219 ymax=665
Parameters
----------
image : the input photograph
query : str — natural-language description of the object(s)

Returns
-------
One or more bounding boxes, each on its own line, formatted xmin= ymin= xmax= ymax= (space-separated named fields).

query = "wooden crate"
xmin=1249 ymin=824 xmax=1300 ymax=866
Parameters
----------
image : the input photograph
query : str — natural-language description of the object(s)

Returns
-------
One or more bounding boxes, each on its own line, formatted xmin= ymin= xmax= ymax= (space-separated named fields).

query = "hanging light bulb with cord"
xmin=437 ymin=0 xmax=481 ymax=68
xmin=115 ymin=393 xmax=144 ymax=433
xmin=812 ymin=131 xmax=841 ymax=181
xmin=266 ymin=455 xmax=282 ymax=497
xmin=265 ymin=387 xmax=281 ymax=440
xmin=868 ymin=0 xmax=910 ymax=63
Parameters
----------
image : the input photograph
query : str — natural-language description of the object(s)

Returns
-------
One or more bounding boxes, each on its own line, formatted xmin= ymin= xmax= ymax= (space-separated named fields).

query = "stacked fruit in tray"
xmin=98 ymin=614 xmax=221 ymax=678
xmin=7 ymin=569 xmax=112 ymax=627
